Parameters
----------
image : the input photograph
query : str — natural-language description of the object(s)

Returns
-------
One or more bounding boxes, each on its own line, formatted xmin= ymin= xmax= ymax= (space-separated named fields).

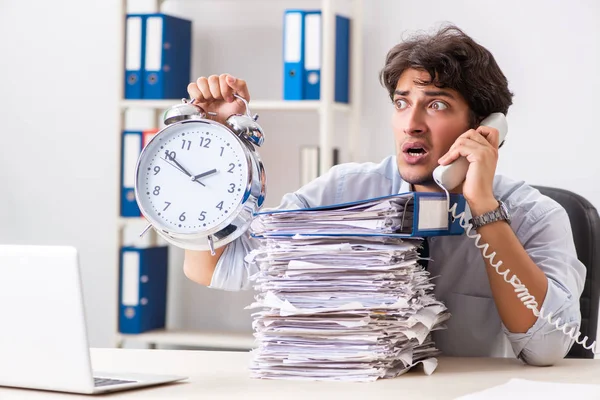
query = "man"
xmin=184 ymin=25 xmax=585 ymax=366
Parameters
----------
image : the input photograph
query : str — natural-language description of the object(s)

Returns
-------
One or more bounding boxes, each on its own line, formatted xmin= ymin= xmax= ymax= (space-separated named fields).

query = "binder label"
xmin=304 ymin=14 xmax=321 ymax=70
xmin=145 ymin=16 xmax=163 ymax=72
xmin=123 ymin=133 xmax=141 ymax=188
xmin=284 ymin=12 xmax=302 ymax=63
xmin=125 ymin=16 xmax=142 ymax=71
xmin=122 ymin=252 xmax=140 ymax=306
xmin=417 ymin=197 xmax=449 ymax=231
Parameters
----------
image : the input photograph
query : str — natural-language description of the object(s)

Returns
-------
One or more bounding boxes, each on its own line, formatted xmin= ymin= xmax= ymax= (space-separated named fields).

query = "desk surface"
xmin=1 ymin=348 xmax=599 ymax=399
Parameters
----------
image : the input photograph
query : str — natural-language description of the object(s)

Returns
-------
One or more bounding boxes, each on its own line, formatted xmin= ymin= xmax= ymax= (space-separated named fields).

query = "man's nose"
xmin=403 ymin=109 xmax=427 ymax=136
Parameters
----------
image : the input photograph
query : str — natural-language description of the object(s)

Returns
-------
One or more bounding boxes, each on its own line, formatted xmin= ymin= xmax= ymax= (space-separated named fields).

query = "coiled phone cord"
xmin=438 ymin=186 xmax=598 ymax=354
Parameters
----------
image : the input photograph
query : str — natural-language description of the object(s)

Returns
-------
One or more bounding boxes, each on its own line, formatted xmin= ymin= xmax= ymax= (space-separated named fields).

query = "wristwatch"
xmin=470 ymin=200 xmax=511 ymax=229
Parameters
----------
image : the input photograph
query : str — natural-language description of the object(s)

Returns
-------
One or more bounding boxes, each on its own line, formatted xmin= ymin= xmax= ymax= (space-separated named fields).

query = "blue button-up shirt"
xmin=210 ymin=155 xmax=585 ymax=366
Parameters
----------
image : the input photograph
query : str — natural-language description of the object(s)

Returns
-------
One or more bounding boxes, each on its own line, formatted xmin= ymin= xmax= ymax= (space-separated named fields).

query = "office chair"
xmin=534 ymin=186 xmax=600 ymax=359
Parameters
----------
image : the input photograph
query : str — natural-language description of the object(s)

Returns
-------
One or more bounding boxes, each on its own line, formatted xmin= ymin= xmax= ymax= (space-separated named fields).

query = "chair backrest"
xmin=534 ymin=186 xmax=600 ymax=359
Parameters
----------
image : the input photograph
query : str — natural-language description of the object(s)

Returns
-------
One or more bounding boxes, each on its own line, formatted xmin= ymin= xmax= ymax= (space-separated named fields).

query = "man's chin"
xmin=398 ymin=167 xmax=435 ymax=186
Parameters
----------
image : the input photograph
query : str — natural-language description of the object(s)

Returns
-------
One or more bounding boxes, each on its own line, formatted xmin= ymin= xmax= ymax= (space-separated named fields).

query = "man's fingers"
xmin=207 ymin=75 xmax=223 ymax=101
xmin=225 ymin=75 xmax=251 ymax=102
xmin=475 ymin=126 xmax=500 ymax=148
xmin=196 ymin=77 xmax=213 ymax=102
xmin=439 ymin=138 xmax=493 ymax=165
xmin=187 ymin=82 xmax=201 ymax=101
xmin=219 ymin=74 xmax=234 ymax=102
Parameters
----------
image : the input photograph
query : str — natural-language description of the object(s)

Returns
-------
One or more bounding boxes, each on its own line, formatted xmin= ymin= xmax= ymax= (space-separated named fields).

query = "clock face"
xmin=135 ymin=121 xmax=250 ymax=235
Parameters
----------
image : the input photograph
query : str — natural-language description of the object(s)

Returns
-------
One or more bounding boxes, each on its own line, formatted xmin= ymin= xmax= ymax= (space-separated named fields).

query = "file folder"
xmin=142 ymin=128 xmax=159 ymax=148
xmin=334 ymin=15 xmax=350 ymax=103
xmin=303 ymin=11 xmax=322 ymax=100
xmin=118 ymin=246 xmax=169 ymax=334
xmin=283 ymin=10 xmax=350 ymax=103
xmin=124 ymin=14 xmax=146 ymax=99
xmin=143 ymin=13 xmax=192 ymax=99
xmin=252 ymin=192 xmax=466 ymax=238
xmin=283 ymin=10 xmax=304 ymax=100
xmin=120 ymin=130 xmax=142 ymax=217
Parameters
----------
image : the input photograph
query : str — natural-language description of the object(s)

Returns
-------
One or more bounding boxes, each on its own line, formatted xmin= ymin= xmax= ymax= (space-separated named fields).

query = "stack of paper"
xmin=251 ymin=194 xmax=415 ymax=236
xmin=245 ymin=196 xmax=451 ymax=382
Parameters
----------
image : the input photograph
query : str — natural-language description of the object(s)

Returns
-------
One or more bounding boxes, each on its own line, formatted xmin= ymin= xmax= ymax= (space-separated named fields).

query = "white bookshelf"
xmin=116 ymin=329 xmax=257 ymax=350
xmin=116 ymin=0 xmax=363 ymax=350
xmin=120 ymin=99 xmax=353 ymax=113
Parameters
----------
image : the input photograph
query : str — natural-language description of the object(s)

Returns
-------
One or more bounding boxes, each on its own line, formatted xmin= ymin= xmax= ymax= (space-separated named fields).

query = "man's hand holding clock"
xmin=187 ymin=74 xmax=251 ymax=125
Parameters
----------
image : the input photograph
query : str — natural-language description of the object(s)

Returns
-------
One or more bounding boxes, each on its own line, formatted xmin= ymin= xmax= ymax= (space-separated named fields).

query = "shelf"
xmin=116 ymin=329 xmax=257 ymax=350
xmin=120 ymin=99 xmax=351 ymax=113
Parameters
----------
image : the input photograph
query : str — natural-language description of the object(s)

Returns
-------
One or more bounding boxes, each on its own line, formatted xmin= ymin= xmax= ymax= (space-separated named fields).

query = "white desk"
xmin=1 ymin=348 xmax=600 ymax=399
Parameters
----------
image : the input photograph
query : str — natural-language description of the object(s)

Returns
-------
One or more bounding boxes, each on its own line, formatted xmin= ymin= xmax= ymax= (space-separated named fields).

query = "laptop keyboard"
xmin=94 ymin=377 xmax=137 ymax=387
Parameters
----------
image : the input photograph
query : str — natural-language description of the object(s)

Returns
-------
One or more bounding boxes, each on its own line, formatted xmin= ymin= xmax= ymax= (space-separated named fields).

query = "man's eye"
xmin=394 ymin=99 xmax=408 ymax=109
xmin=431 ymin=101 xmax=448 ymax=110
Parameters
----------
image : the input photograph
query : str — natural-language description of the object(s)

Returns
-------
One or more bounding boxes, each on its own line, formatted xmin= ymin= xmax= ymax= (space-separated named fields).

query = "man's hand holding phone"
xmin=437 ymin=125 xmax=501 ymax=216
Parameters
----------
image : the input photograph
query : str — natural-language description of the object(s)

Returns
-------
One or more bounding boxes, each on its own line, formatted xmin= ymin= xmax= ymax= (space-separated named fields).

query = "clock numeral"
xmin=153 ymin=166 xmax=161 ymax=175
xmin=198 ymin=211 xmax=207 ymax=221
xmin=153 ymin=186 xmax=161 ymax=195
xmin=163 ymin=202 xmax=171 ymax=211
xmin=181 ymin=139 xmax=192 ymax=150
xmin=165 ymin=151 xmax=176 ymax=160
xmin=228 ymin=183 xmax=235 ymax=193
xmin=199 ymin=137 xmax=211 ymax=148
xmin=227 ymin=163 xmax=235 ymax=173
xmin=179 ymin=212 xmax=186 ymax=222
xmin=216 ymin=201 xmax=224 ymax=211
xmin=220 ymin=147 xmax=225 ymax=157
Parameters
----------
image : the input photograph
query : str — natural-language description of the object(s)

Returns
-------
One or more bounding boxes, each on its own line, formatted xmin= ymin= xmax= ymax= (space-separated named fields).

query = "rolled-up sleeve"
xmin=504 ymin=204 xmax=586 ymax=366
xmin=209 ymin=231 xmax=261 ymax=291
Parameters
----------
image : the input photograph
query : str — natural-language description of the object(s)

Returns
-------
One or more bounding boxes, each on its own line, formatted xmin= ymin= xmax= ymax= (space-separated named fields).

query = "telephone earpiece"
xmin=432 ymin=112 xmax=508 ymax=190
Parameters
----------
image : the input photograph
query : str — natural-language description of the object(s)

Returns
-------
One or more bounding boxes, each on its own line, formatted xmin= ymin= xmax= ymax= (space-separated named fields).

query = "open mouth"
xmin=402 ymin=142 xmax=429 ymax=164
xmin=406 ymin=147 xmax=427 ymax=157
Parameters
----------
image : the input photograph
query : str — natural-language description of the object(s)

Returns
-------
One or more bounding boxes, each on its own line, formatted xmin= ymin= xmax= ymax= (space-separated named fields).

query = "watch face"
xmin=135 ymin=120 xmax=251 ymax=235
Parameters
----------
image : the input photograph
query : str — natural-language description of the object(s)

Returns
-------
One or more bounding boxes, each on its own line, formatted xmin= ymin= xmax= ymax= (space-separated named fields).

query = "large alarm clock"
xmin=134 ymin=95 xmax=266 ymax=254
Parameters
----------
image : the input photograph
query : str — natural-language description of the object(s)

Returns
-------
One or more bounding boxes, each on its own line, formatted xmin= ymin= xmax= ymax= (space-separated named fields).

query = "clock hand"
xmin=162 ymin=151 xmax=206 ymax=187
xmin=191 ymin=168 xmax=218 ymax=182
xmin=164 ymin=151 xmax=191 ymax=177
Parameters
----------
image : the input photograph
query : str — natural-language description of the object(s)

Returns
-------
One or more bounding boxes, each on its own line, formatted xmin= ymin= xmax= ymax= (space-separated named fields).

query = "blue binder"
xmin=252 ymin=192 xmax=466 ymax=238
xmin=120 ymin=130 xmax=142 ymax=217
xmin=283 ymin=10 xmax=350 ymax=103
xmin=283 ymin=10 xmax=305 ymax=100
xmin=301 ymin=10 xmax=322 ymax=100
xmin=118 ymin=246 xmax=169 ymax=334
xmin=334 ymin=15 xmax=350 ymax=103
xmin=142 ymin=13 xmax=192 ymax=99
xmin=124 ymin=14 xmax=146 ymax=99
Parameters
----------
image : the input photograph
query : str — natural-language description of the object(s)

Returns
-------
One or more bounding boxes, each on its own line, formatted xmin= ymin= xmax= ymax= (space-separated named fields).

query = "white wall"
xmin=0 ymin=0 xmax=122 ymax=347
xmin=1 ymin=0 xmax=598 ymax=349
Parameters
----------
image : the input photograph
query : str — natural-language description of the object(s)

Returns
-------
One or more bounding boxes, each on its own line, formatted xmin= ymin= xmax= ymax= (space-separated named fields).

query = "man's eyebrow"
xmin=393 ymin=90 xmax=456 ymax=99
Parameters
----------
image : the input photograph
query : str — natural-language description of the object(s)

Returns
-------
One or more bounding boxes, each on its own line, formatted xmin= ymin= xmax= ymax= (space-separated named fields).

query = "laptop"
xmin=0 ymin=244 xmax=187 ymax=394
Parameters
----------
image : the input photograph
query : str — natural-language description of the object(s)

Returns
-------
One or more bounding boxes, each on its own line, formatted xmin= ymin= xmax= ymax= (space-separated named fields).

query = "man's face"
xmin=392 ymin=69 xmax=472 ymax=188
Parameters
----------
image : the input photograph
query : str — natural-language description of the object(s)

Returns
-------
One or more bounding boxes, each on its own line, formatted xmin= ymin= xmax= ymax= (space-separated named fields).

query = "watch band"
xmin=470 ymin=200 xmax=511 ymax=229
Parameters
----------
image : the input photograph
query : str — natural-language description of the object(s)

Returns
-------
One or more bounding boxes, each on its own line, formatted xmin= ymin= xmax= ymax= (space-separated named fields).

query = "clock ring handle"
xmin=233 ymin=93 xmax=259 ymax=122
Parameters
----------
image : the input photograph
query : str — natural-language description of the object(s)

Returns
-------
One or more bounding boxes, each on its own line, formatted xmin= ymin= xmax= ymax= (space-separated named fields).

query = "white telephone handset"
xmin=432 ymin=112 xmax=508 ymax=191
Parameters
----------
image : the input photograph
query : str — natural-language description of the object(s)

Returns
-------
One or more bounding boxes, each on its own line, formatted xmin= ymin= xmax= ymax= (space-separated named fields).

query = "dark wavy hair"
xmin=379 ymin=25 xmax=513 ymax=126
